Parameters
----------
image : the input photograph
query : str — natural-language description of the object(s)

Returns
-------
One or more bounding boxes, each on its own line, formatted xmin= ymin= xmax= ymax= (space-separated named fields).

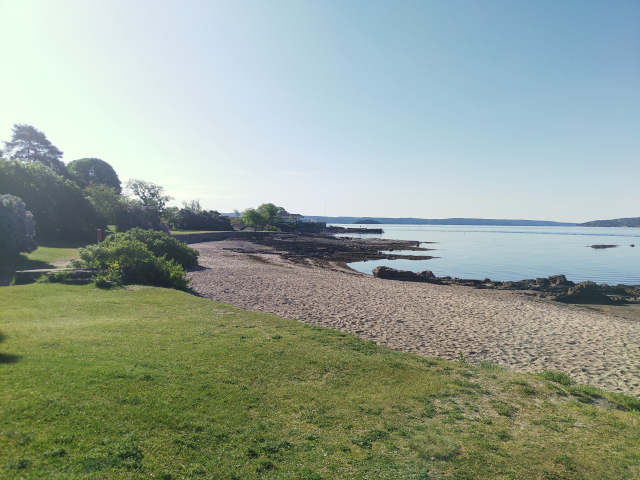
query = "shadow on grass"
xmin=0 ymin=353 xmax=21 ymax=364
xmin=0 ymin=332 xmax=21 ymax=364
xmin=1 ymin=257 xmax=54 ymax=285
xmin=37 ymin=239 xmax=91 ymax=249
xmin=4 ymin=257 xmax=54 ymax=271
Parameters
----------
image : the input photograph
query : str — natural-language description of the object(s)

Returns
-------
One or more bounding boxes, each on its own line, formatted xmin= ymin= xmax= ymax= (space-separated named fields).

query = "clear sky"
xmin=0 ymin=0 xmax=638 ymax=222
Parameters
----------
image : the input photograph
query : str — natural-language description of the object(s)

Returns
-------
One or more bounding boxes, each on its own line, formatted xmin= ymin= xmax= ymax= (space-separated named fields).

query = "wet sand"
xmin=188 ymin=240 xmax=640 ymax=396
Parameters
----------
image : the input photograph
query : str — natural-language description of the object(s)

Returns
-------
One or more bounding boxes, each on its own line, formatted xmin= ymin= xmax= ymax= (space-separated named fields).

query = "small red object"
xmin=97 ymin=229 xmax=103 ymax=242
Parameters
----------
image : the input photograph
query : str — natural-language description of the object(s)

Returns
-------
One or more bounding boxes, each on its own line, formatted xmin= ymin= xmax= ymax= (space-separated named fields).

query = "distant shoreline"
xmin=305 ymin=216 xmax=577 ymax=227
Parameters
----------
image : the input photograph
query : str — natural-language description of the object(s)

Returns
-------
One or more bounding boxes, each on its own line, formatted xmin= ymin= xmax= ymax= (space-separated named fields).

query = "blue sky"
xmin=0 ymin=0 xmax=638 ymax=222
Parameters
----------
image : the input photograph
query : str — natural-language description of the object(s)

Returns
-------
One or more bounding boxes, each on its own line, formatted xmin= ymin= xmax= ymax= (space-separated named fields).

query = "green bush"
xmin=102 ymin=228 xmax=198 ymax=268
xmin=72 ymin=238 xmax=190 ymax=290
xmin=0 ymin=159 xmax=104 ymax=243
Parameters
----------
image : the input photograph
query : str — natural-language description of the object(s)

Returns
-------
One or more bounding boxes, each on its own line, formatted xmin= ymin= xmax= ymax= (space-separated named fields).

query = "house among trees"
xmin=279 ymin=213 xmax=304 ymax=223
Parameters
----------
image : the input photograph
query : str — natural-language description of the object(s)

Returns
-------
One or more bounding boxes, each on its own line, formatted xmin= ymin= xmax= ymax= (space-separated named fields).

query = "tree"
xmin=241 ymin=208 xmax=268 ymax=231
xmin=115 ymin=205 xmax=169 ymax=233
xmin=0 ymin=195 xmax=37 ymax=258
xmin=67 ymin=158 xmax=122 ymax=193
xmin=181 ymin=199 xmax=202 ymax=213
xmin=172 ymin=209 xmax=232 ymax=231
xmin=3 ymin=124 xmax=66 ymax=175
xmin=0 ymin=159 xmax=104 ymax=243
xmin=125 ymin=179 xmax=173 ymax=212
xmin=257 ymin=203 xmax=285 ymax=224
xmin=85 ymin=183 xmax=125 ymax=224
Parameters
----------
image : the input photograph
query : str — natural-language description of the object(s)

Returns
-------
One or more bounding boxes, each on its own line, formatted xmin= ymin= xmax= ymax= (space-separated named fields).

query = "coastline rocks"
xmin=372 ymin=266 xmax=435 ymax=282
xmin=329 ymin=227 xmax=384 ymax=234
xmin=560 ymin=281 xmax=611 ymax=304
xmin=372 ymin=268 xmax=640 ymax=304
xmin=547 ymin=274 xmax=575 ymax=287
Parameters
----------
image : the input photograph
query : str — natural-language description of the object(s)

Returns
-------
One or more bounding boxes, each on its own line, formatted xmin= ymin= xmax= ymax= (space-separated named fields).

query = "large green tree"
xmin=241 ymin=208 xmax=268 ymax=231
xmin=3 ymin=124 xmax=66 ymax=175
xmin=125 ymin=179 xmax=173 ymax=212
xmin=85 ymin=183 xmax=125 ymax=224
xmin=257 ymin=203 xmax=287 ymax=224
xmin=0 ymin=159 xmax=104 ymax=243
xmin=67 ymin=158 xmax=122 ymax=193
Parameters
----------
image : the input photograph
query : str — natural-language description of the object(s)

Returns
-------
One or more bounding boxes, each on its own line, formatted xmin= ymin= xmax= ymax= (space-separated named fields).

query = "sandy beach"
xmin=188 ymin=240 xmax=640 ymax=396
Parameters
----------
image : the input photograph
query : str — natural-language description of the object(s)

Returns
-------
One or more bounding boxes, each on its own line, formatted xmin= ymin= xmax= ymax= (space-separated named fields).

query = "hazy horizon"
xmin=1 ymin=0 xmax=638 ymax=223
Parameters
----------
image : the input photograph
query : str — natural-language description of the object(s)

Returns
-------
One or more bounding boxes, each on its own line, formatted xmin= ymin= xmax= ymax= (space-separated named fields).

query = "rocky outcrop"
xmin=371 ymin=267 xmax=639 ymax=304
xmin=328 ymin=227 xmax=384 ymax=234
xmin=372 ymin=266 xmax=435 ymax=281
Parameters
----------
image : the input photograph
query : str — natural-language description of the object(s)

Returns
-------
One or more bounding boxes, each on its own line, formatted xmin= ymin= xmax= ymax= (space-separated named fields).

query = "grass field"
xmin=1 ymin=247 xmax=78 ymax=275
xmin=1 ymin=284 xmax=639 ymax=479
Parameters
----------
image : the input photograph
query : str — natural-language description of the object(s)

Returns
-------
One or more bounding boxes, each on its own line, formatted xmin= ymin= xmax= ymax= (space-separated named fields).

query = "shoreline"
xmin=247 ymin=232 xmax=640 ymax=302
xmin=188 ymin=239 xmax=640 ymax=396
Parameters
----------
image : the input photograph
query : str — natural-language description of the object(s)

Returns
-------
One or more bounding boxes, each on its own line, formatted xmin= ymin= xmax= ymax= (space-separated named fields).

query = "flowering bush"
xmin=0 ymin=194 xmax=37 ymax=258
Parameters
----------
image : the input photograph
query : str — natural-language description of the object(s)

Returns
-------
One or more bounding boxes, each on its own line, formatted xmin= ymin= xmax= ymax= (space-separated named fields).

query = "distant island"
xmin=352 ymin=219 xmax=381 ymax=224
xmin=577 ymin=217 xmax=640 ymax=228
xmin=306 ymin=216 xmax=577 ymax=227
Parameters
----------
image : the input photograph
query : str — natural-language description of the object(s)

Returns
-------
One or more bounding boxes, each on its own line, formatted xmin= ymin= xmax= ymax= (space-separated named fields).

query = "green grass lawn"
xmin=1 ymin=247 xmax=79 ymax=272
xmin=23 ymin=247 xmax=78 ymax=268
xmin=1 ymin=284 xmax=639 ymax=479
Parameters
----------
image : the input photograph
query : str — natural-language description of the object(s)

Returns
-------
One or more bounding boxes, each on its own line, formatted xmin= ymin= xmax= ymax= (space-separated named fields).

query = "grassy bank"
xmin=1 ymin=284 xmax=639 ymax=479
xmin=3 ymin=247 xmax=78 ymax=271
xmin=1 ymin=247 xmax=79 ymax=286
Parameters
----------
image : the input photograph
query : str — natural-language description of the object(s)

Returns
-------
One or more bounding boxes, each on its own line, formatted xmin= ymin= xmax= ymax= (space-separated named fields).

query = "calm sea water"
xmin=331 ymin=224 xmax=640 ymax=285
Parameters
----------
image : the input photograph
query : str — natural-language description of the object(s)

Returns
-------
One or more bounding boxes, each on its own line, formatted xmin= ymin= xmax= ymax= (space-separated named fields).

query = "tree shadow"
xmin=187 ymin=265 xmax=209 ymax=272
xmin=1 ymin=257 xmax=54 ymax=286
xmin=2 ymin=252 xmax=55 ymax=272
xmin=0 ymin=332 xmax=21 ymax=364
xmin=0 ymin=353 xmax=21 ymax=364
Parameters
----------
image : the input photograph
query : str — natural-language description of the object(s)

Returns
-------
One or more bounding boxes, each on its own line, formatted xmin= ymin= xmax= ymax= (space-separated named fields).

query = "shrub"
xmin=72 ymin=239 xmax=189 ymax=291
xmin=100 ymin=228 xmax=198 ymax=268
xmin=115 ymin=205 xmax=170 ymax=233
xmin=0 ymin=194 xmax=37 ymax=258
xmin=171 ymin=209 xmax=233 ymax=231
xmin=38 ymin=271 xmax=71 ymax=283
xmin=0 ymin=159 xmax=104 ymax=243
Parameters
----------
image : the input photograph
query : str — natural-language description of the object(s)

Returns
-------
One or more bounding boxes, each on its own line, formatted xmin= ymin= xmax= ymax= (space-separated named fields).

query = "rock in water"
xmin=372 ymin=266 xmax=436 ymax=282
xmin=548 ymin=274 xmax=574 ymax=287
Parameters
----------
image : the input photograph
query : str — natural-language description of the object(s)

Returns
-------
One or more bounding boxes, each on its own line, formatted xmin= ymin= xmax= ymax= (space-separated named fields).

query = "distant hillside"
xmin=221 ymin=213 xmax=577 ymax=227
xmin=307 ymin=216 xmax=576 ymax=227
xmin=577 ymin=217 xmax=640 ymax=228
xmin=353 ymin=219 xmax=381 ymax=224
